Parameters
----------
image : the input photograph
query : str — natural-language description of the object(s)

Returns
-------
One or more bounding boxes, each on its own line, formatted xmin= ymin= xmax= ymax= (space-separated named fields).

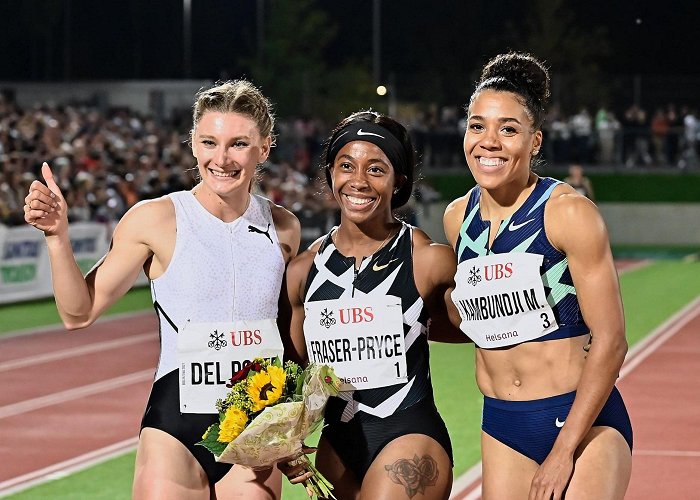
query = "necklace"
xmin=332 ymin=225 xmax=396 ymax=258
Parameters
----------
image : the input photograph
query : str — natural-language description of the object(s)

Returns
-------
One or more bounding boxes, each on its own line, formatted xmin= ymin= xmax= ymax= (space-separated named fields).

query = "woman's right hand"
xmin=24 ymin=162 xmax=68 ymax=237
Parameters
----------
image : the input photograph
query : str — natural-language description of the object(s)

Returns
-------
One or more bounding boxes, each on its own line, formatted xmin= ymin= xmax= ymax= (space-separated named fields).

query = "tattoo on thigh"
xmin=384 ymin=454 xmax=439 ymax=498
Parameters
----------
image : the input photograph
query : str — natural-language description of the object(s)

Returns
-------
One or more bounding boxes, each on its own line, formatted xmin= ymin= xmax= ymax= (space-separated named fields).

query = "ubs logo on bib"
xmin=207 ymin=329 xmax=227 ymax=350
xmin=467 ymin=266 xmax=482 ymax=286
xmin=339 ymin=307 xmax=374 ymax=324
xmin=320 ymin=308 xmax=336 ymax=329
xmin=230 ymin=329 xmax=262 ymax=346
xmin=484 ymin=262 xmax=513 ymax=281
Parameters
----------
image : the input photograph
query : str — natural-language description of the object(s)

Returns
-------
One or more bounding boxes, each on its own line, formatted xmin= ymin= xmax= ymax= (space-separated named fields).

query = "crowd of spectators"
xmin=407 ymin=102 xmax=700 ymax=170
xmin=1 ymin=94 xmax=698 ymax=231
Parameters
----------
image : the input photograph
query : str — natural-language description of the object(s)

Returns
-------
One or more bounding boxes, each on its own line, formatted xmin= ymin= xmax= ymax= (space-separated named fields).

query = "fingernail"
xmin=50 ymin=193 xmax=56 ymax=199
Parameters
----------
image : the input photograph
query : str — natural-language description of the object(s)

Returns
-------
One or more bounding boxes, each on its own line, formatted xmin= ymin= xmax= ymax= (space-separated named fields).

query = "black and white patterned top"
xmin=304 ymin=222 xmax=435 ymax=422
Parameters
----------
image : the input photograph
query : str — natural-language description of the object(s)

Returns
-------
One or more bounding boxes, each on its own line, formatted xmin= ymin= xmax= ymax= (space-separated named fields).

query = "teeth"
xmin=210 ymin=169 xmax=238 ymax=178
xmin=479 ymin=157 xmax=505 ymax=167
xmin=345 ymin=195 xmax=373 ymax=205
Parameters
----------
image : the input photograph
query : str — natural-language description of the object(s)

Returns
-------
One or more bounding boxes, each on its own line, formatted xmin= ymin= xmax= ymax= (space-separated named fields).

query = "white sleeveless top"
xmin=150 ymin=191 xmax=286 ymax=381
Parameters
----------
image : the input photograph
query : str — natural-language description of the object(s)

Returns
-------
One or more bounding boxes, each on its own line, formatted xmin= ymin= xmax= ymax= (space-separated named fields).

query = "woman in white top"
xmin=24 ymin=80 xmax=300 ymax=499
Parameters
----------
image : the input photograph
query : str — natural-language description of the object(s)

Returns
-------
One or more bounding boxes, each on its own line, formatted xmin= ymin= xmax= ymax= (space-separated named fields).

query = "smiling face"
xmin=464 ymin=90 xmax=542 ymax=192
xmin=329 ymin=140 xmax=397 ymax=226
xmin=191 ymin=111 xmax=271 ymax=199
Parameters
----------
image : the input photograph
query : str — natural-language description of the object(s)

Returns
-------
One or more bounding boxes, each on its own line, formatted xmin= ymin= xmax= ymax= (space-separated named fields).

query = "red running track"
xmin=0 ymin=313 xmax=159 ymax=494
xmin=2 ymin=260 xmax=698 ymax=498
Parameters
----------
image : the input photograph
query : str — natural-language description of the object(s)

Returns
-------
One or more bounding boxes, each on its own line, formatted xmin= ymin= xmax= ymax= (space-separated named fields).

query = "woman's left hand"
xmin=528 ymin=450 xmax=574 ymax=500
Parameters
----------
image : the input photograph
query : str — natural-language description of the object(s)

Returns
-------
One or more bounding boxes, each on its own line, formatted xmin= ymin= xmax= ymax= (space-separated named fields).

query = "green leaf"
xmin=196 ymin=424 xmax=228 ymax=457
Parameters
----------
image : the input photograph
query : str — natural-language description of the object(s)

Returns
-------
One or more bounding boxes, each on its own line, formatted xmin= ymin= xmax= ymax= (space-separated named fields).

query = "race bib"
xmin=451 ymin=252 xmax=558 ymax=348
xmin=304 ymin=295 xmax=407 ymax=391
xmin=178 ymin=319 xmax=283 ymax=413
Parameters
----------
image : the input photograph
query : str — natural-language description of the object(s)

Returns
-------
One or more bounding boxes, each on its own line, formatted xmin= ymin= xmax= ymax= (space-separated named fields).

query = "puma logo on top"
xmin=248 ymin=223 xmax=273 ymax=244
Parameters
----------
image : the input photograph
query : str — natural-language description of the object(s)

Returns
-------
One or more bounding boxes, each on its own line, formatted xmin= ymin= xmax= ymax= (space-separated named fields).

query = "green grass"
xmin=620 ymin=261 xmax=700 ymax=346
xmin=5 ymin=260 xmax=700 ymax=499
xmin=0 ymin=287 xmax=153 ymax=335
xmin=6 ymin=453 xmax=135 ymax=500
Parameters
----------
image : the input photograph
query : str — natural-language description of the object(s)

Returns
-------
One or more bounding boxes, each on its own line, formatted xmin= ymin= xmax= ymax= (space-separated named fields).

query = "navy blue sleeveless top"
xmin=454 ymin=177 xmax=589 ymax=343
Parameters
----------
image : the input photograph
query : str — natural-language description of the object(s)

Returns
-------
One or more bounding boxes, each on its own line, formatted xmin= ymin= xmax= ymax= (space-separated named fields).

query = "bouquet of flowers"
xmin=197 ymin=357 xmax=340 ymax=498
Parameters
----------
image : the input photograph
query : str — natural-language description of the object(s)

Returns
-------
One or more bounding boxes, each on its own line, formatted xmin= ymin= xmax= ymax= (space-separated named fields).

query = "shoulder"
xmin=545 ymin=184 xmax=607 ymax=253
xmin=443 ymin=190 xmax=473 ymax=245
xmin=286 ymin=245 xmax=318 ymax=297
xmin=268 ymin=198 xmax=300 ymax=233
xmin=113 ymin=195 xmax=174 ymax=240
xmin=412 ymin=228 xmax=457 ymax=275
xmin=443 ymin=192 xmax=471 ymax=221
xmin=266 ymin=198 xmax=301 ymax=261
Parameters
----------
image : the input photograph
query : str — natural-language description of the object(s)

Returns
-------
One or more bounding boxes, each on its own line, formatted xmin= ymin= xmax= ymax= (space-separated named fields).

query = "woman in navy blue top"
xmin=444 ymin=53 xmax=632 ymax=500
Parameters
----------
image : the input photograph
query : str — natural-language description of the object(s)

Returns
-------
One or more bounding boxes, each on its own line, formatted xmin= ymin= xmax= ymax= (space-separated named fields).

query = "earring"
xmin=393 ymin=188 xmax=400 ymax=195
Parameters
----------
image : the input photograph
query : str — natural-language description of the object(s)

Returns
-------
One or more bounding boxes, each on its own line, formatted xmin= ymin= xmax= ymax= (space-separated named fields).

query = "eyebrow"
xmin=198 ymin=134 xmax=251 ymax=140
xmin=336 ymin=153 xmax=391 ymax=166
xmin=469 ymin=115 xmax=523 ymax=125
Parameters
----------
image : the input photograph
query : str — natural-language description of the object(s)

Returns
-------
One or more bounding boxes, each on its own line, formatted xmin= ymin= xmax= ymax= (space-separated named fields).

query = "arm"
xmin=443 ymin=195 xmax=469 ymax=249
xmin=413 ymin=230 xmax=471 ymax=343
xmin=270 ymin=202 xmax=301 ymax=264
xmin=530 ymin=188 xmax=627 ymax=499
xmin=270 ymin=202 xmax=302 ymax=363
xmin=280 ymin=250 xmax=316 ymax=366
xmin=25 ymin=163 xmax=156 ymax=329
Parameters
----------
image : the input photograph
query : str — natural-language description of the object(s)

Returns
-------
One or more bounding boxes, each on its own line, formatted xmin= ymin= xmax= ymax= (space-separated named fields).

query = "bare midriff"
xmin=475 ymin=334 xmax=590 ymax=400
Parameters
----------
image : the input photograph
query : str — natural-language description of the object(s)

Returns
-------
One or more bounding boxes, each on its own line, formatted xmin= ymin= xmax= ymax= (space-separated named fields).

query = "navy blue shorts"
xmin=482 ymin=386 xmax=632 ymax=464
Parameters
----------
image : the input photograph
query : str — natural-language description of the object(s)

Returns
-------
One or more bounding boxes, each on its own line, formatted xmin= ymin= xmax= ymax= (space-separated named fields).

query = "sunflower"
xmin=217 ymin=406 xmax=249 ymax=443
xmin=247 ymin=365 xmax=286 ymax=412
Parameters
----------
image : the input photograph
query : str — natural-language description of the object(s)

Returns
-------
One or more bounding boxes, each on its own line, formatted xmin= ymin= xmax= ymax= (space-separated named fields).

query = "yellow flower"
xmin=247 ymin=365 xmax=286 ymax=412
xmin=217 ymin=407 xmax=248 ymax=443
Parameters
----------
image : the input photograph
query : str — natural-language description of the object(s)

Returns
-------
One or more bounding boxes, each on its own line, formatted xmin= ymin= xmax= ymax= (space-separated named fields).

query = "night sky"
xmin=1 ymin=0 xmax=698 ymax=100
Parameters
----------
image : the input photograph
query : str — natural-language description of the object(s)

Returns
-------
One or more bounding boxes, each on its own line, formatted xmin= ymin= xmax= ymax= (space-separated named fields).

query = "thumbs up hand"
xmin=24 ymin=162 xmax=68 ymax=237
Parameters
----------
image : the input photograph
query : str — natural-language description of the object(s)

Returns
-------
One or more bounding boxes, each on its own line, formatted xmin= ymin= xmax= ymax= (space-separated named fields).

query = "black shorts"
xmin=140 ymin=369 xmax=232 ymax=485
xmin=321 ymin=396 xmax=453 ymax=481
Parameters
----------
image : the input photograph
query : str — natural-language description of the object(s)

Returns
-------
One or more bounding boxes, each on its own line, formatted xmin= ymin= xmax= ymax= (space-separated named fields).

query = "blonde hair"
xmin=191 ymin=80 xmax=275 ymax=141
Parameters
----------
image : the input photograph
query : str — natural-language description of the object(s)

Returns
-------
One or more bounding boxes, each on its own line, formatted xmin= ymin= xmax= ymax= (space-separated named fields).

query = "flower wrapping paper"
xmin=215 ymin=364 xmax=337 ymax=467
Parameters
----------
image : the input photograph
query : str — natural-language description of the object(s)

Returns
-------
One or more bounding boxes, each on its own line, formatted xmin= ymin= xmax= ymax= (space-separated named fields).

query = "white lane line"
xmin=0 ymin=333 xmax=154 ymax=372
xmin=0 ymin=309 xmax=153 ymax=340
xmin=449 ymin=462 xmax=482 ymax=499
xmin=0 ymin=369 xmax=153 ymax=419
xmin=633 ymin=450 xmax=700 ymax=457
xmin=620 ymin=297 xmax=700 ymax=378
xmin=462 ymin=486 xmax=482 ymax=500
xmin=449 ymin=295 xmax=700 ymax=500
xmin=0 ymin=437 xmax=138 ymax=496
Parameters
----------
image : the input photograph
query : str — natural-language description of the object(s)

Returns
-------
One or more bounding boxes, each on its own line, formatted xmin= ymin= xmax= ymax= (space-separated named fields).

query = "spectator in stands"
xmin=623 ymin=104 xmax=652 ymax=167
xmin=678 ymin=107 xmax=699 ymax=169
xmin=595 ymin=106 xmax=620 ymax=165
xmin=570 ymin=107 xmax=593 ymax=163
xmin=564 ymin=163 xmax=596 ymax=202
xmin=651 ymin=108 xmax=670 ymax=165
